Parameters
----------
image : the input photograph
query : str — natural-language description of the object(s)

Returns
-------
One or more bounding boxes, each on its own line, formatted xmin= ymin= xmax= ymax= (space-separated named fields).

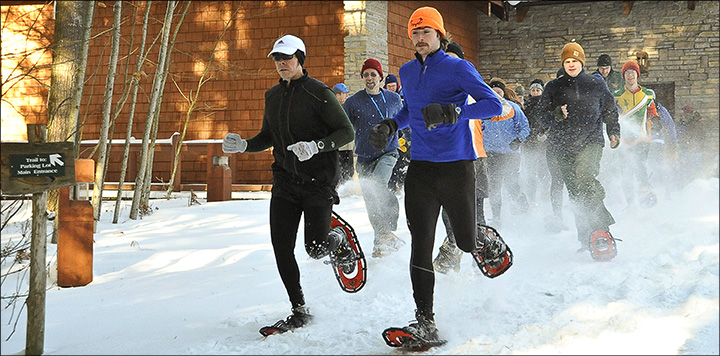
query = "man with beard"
xmin=342 ymin=58 xmax=405 ymax=258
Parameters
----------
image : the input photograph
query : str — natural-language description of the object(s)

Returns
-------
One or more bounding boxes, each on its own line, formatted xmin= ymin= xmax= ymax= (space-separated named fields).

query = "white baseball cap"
xmin=267 ymin=34 xmax=306 ymax=57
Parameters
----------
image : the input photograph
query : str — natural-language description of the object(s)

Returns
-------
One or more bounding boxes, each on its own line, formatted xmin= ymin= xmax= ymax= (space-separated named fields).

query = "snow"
xmin=1 ymin=174 xmax=718 ymax=355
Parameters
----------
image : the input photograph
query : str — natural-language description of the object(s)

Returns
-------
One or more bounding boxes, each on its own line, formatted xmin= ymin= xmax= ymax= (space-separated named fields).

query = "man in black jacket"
xmin=222 ymin=34 xmax=355 ymax=331
xmin=538 ymin=42 xmax=621 ymax=258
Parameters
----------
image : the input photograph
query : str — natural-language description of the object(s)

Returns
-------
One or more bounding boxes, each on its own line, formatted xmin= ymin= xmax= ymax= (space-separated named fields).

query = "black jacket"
xmin=538 ymin=70 xmax=620 ymax=154
xmin=246 ymin=70 xmax=354 ymax=185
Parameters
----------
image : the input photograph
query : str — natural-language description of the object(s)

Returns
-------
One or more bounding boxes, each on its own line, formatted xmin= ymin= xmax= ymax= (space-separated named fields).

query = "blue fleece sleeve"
xmin=456 ymin=61 xmax=503 ymax=120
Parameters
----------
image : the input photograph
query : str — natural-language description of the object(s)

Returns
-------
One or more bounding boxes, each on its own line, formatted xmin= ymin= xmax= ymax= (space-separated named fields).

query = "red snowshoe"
xmin=382 ymin=327 xmax=447 ymax=351
xmin=471 ymin=225 xmax=513 ymax=278
xmin=327 ymin=211 xmax=367 ymax=293
xmin=589 ymin=230 xmax=617 ymax=261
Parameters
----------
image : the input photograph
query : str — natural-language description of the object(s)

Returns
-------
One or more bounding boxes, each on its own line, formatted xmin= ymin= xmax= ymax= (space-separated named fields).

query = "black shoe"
xmin=285 ymin=305 xmax=313 ymax=329
xmin=476 ymin=230 xmax=507 ymax=269
xmin=404 ymin=310 xmax=440 ymax=342
xmin=330 ymin=226 xmax=357 ymax=274
xmin=260 ymin=305 xmax=313 ymax=336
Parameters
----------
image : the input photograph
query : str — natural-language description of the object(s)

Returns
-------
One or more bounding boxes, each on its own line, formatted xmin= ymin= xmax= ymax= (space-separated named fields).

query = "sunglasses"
xmin=272 ymin=53 xmax=294 ymax=62
xmin=362 ymin=72 xmax=379 ymax=78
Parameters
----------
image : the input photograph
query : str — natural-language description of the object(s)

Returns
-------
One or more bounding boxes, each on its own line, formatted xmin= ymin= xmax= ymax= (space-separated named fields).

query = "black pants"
xmin=552 ymin=143 xmax=615 ymax=244
xmin=269 ymin=175 xmax=338 ymax=308
xmin=338 ymin=150 xmax=355 ymax=185
xmin=404 ymin=160 xmax=476 ymax=314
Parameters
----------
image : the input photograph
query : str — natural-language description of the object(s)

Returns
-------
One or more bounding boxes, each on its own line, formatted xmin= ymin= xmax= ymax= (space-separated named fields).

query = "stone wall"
xmin=343 ymin=1 xmax=389 ymax=94
xmin=476 ymin=0 xmax=719 ymax=160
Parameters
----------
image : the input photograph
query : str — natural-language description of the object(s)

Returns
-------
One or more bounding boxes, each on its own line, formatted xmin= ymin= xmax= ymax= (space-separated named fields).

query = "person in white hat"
xmin=222 ymin=34 xmax=355 ymax=333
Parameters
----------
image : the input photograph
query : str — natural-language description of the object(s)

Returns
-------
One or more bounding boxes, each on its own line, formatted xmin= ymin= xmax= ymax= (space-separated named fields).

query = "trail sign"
xmin=10 ymin=153 xmax=66 ymax=177
xmin=1 ymin=142 xmax=76 ymax=195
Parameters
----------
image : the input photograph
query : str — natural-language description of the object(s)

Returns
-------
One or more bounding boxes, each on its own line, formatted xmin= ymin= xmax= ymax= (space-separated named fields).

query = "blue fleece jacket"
xmin=482 ymin=100 xmax=530 ymax=154
xmin=392 ymin=50 xmax=502 ymax=162
xmin=343 ymin=88 xmax=403 ymax=163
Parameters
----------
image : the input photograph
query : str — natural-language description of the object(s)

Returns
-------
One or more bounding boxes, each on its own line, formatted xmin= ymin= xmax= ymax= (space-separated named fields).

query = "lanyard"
xmin=365 ymin=90 xmax=388 ymax=119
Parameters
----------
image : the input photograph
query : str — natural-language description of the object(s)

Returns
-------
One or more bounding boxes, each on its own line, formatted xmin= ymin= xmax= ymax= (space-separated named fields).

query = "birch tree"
xmin=141 ymin=0 xmax=190 ymax=204
xmin=113 ymin=1 xmax=153 ymax=224
xmin=129 ymin=0 xmax=177 ymax=220
xmin=90 ymin=0 xmax=122 ymax=229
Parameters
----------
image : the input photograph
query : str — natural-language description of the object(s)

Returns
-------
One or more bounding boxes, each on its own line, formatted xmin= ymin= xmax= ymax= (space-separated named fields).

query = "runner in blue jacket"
xmin=369 ymin=6 xmax=503 ymax=344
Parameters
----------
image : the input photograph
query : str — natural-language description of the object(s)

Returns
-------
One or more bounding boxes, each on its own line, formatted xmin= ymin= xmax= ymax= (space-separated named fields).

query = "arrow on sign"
xmin=49 ymin=153 xmax=64 ymax=166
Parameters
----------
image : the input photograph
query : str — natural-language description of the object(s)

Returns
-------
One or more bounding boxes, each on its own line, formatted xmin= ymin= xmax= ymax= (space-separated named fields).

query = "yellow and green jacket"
xmin=613 ymin=85 xmax=659 ymax=143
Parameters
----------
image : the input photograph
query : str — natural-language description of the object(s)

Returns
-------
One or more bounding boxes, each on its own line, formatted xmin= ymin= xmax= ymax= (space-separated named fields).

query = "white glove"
xmin=222 ymin=132 xmax=247 ymax=153
xmin=287 ymin=141 xmax=319 ymax=162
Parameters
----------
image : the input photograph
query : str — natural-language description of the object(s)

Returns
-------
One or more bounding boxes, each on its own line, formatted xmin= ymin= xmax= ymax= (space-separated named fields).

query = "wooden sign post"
xmin=0 ymin=124 xmax=77 ymax=356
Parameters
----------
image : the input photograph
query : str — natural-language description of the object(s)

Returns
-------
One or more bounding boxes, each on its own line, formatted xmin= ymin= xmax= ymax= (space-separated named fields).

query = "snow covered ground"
xmin=1 ymin=173 xmax=718 ymax=355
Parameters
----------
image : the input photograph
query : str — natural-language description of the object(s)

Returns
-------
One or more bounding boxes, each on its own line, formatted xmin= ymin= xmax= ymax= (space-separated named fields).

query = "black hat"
xmin=597 ymin=54 xmax=612 ymax=67
xmin=489 ymin=80 xmax=505 ymax=92
xmin=446 ymin=42 xmax=464 ymax=59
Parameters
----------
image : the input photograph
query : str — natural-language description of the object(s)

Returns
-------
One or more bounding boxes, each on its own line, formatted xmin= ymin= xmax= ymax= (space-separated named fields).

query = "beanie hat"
xmin=622 ymin=61 xmax=641 ymax=78
xmin=561 ymin=42 xmax=585 ymax=67
xmin=597 ymin=54 xmax=612 ymax=67
xmin=446 ymin=42 xmax=464 ymax=59
xmin=489 ymin=78 xmax=506 ymax=92
xmin=385 ymin=74 xmax=398 ymax=85
xmin=529 ymin=78 xmax=544 ymax=91
xmin=361 ymin=58 xmax=383 ymax=80
xmin=514 ymin=84 xmax=525 ymax=97
xmin=529 ymin=82 xmax=543 ymax=92
xmin=408 ymin=6 xmax=446 ymax=39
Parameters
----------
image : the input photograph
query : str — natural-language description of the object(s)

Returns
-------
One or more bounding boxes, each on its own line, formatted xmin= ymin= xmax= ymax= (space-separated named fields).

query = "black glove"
xmin=369 ymin=119 xmax=398 ymax=152
xmin=421 ymin=103 xmax=460 ymax=130
xmin=509 ymin=138 xmax=522 ymax=151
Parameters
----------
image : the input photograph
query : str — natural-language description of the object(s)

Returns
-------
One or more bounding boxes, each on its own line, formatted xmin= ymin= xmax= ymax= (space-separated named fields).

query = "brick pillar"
xmin=206 ymin=143 xmax=232 ymax=202
xmin=343 ymin=1 xmax=390 ymax=93
xmin=57 ymin=159 xmax=95 ymax=287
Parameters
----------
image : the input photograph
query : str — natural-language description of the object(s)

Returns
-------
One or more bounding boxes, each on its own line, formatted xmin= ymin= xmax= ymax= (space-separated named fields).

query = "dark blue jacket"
xmin=538 ymin=70 xmax=620 ymax=154
xmin=343 ymin=88 xmax=403 ymax=163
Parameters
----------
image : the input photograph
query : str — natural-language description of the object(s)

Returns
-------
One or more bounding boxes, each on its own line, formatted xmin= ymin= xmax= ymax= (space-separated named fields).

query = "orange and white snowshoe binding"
xmin=326 ymin=211 xmax=367 ymax=293
xmin=589 ymin=230 xmax=617 ymax=261
xmin=471 ymin=225 xmax=513 ymax=278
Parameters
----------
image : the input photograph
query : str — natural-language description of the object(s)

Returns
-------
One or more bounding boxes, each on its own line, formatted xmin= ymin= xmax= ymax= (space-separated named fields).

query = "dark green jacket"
xmin=246 ymin=70 xmax=354 ymax=185
xmin=592 ymin=68 xmax=624 ymax=93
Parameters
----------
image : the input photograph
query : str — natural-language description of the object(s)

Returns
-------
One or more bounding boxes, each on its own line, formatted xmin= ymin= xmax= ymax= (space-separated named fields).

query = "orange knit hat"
xmin=408 ymin=6 xmax=446 ymax=39
xmin=561 ymin=42 xmax=585 ymax=67
xmin=622 ymin=61 xmax=641 ymax=78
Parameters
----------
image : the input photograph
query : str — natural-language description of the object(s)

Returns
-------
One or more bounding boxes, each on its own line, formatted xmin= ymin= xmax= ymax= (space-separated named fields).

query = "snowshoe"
xmin=259 ymin=306 xmax=313 ymax=336
xmin=471 ymin=225 xmax=513 ymax=278
xmin=589 ymin=229 xmax=617 ymax=261
xmin=382 ymin=327 xmax=447 ymax=351
xmin=326 ymin=211 xmax=367 ymax=293
xmin=382 ymin=312 xmax=446 ymax=352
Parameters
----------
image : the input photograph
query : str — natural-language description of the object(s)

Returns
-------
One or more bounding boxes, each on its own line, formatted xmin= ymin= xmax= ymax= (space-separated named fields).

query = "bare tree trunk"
xmin=166 ymin=5 xmax=238 ymax=198
xmin=25 ymin=125 xmax=48 ymax=356
xmin=113 ymin=1 xmax=153 ymax=224
xmin=90 ymin=0 xmax=122 ymax=231
xmin=142 ymin=0 xmax=190 ymax=202
xmin=46 ymin=0 xmax=96 ymax=244
xmin=130 ymin=0 xmax=177 ymax=220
